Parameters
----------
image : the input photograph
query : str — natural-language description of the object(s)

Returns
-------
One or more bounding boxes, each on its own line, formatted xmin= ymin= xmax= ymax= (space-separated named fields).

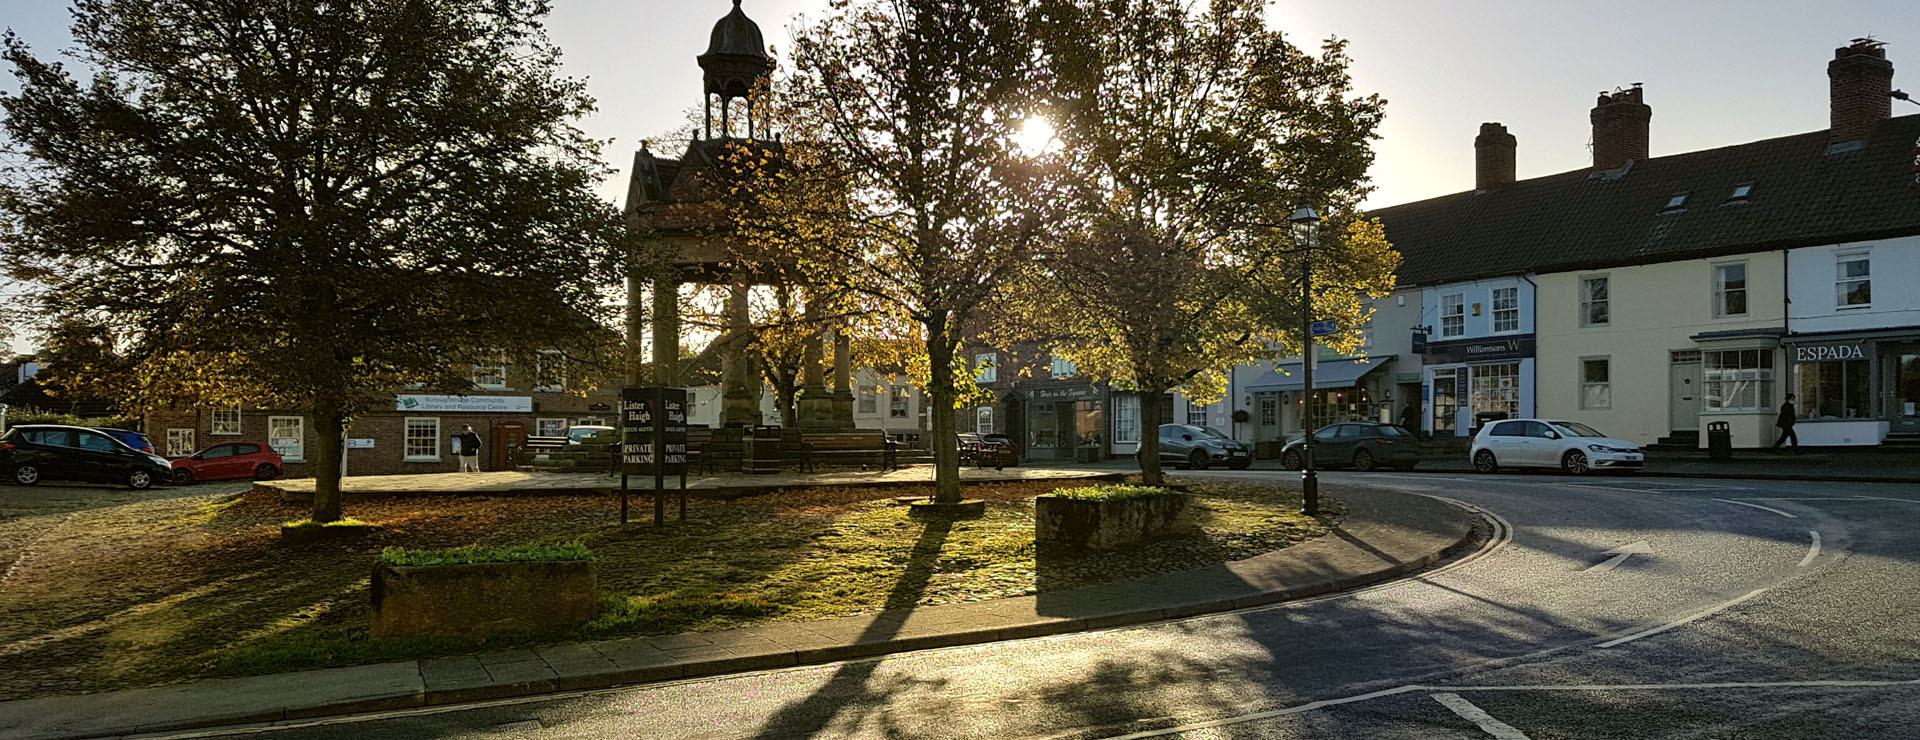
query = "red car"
xmin=171 ymin=442 xmax=284 ymax=484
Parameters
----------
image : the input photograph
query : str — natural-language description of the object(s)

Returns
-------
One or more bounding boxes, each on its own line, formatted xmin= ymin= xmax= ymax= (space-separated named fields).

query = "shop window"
xmin=1581 ymin=277 xmax=1610 ymax=326
xmin=1470 ymin=363 xmax=1521 ymax=420
xmin=166 ymin=428 xmax=196 ymax=457
xmin=858 ymin=386 xmax=878 ymax=414
xmin=1713 ymin=262 xmax=1747 ymax=317
xmin=976 ymin=406 xmax=993 ymax=435
xmin=404 ymin=417 xmax=441 ymax=461
xmin=1491 ymin=287 xmax=1520 ymax=333
xmin=1580 ymin=358 xmax=1611 ymax=410
xmin=1836 ymin=252 xmax=1871 ymax=308
xmin=210 ymin=406 xmax=242 ymax=436
xmin=890 ymin=388 xmax=910 ymax=418
xmin=1796 ymin=359 xmax=1871 ymax=419
xmin=1113 ymin=395 xmax=1140 ymax=444
xmin=1441 ymin=293 xmax=1465 ymax=337
xmin=267 ymin=416 xmax=305 ymax=462
xmin=1432 ymin=369 xmax=1461 ymax=433
xmin=1704 ymin=350 xmax=1774 ymax=412
xmin=536 ymin=418 xmax=567 ymax=437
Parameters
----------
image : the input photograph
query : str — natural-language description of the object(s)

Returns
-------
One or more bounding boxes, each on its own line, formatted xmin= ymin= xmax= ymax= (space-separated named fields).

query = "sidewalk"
xmin=260 ymin=464 xmax=1120 ymax=501
xmin=0 ymin=489 xmax=1477 ymax=740
xmin=1386 ymin=451 xmax=1920 ymax=483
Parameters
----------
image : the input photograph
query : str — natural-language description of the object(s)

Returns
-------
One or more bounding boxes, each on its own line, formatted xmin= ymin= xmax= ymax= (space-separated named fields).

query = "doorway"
xmin=1669 ymin=361 xmax=1702 ymax=432
xmin=1892 ymin=345 xmax=1920 ymax=433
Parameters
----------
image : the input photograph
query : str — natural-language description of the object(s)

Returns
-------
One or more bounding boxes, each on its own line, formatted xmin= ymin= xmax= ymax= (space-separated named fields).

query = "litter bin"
xmin=1707 ymin=421 xmax=1732 ymax=460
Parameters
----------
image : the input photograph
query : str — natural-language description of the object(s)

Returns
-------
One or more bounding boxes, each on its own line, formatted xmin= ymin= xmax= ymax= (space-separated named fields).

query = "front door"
xmin=1670 ymin=362 xmax=1703 ymax=432
xmin=1895 ymin=349 xmax=1920 ymax=433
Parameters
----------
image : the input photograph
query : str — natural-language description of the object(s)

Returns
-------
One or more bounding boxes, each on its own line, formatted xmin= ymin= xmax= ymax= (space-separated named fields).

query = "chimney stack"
xmin=1590 ymin=84 xmax=1651 ymax=170
xmin=1474 ymin=123 xmax=1517 ymax=192
xmin=1828 ymin=39 xmax=1894 ymax=143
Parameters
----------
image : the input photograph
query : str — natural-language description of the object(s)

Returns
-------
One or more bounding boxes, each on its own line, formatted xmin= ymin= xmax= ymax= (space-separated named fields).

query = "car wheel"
xmin=1352 ymin=449 xmax=1377 ymax=472
xmin=12 ymin=464 xmax=41 ymax=486
xmin=1281 ymin=450 xmax=1302 ymax=470
xmin=172 ymin=469 xmax=194 ymax=486
xmin=127 ymin=469 xmax=154 ymax=490
xmin=1473 ymin=450 xmax=1499 ymax=474
xmin=254 ymin=464 xmax=280 ymax=481
xmin=1562 ymin=450 xmax=1591 ymax=476
xmin=1187 ymin=450 xmax=1208 ymax=471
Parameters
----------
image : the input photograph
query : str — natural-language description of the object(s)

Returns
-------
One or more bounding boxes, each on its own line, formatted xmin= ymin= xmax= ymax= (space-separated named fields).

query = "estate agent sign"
xmin=620 ymin=387 xmax=688 ymax=476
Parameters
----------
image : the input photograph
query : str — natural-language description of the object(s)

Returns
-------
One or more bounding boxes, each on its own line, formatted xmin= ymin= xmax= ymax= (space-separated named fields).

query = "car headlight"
xmin=1586 ymin=444 xmax=1633 ymax=454
xmin=149 ymin=455 xmax=171 ymax=467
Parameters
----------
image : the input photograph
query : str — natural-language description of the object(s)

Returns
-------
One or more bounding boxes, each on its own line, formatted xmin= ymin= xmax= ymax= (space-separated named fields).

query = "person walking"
xmin=1773 ymin=394 xmax=1799 ymax=453
xmin=455 ymin=425 xmax=484 ymax=472
xmin=1399 ymin=400 xmax=1419 ymax=432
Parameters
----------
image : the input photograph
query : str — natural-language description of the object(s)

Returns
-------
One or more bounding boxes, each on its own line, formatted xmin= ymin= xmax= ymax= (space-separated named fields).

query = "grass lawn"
xmin=0 ymin=478 xmax=1334 ymax=698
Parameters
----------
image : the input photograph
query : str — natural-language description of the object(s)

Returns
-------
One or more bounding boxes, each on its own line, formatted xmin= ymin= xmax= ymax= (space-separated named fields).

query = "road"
xmin=143 ymin=472 xmax=1920 ymax=739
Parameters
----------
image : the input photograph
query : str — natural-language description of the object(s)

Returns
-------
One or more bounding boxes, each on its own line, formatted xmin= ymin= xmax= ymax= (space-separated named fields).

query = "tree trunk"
xmin=311 ymin=401 xmax=347 ymax=523
xmin=926 ymin=327 xmax=961 ymax=504
xmin=1138 ymin=389 xmax=1165 ymax=486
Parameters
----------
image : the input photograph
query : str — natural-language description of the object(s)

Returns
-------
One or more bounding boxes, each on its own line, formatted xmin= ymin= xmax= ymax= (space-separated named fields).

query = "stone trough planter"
xmin=1035 ymin=490 xmax=1197 ymax=550
xmin=371 ymin=559 xmax=599 ymax=639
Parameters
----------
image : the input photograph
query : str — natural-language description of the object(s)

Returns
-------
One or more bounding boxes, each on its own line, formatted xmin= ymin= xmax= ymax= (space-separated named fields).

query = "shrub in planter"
xmin=1035 ymin=485 xmax=1197 ymax=550
xmin=371 ymin=543 xmax=598 ymax=639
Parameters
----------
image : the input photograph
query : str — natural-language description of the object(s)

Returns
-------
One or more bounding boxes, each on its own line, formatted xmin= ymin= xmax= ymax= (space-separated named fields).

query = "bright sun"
xmin=1014 ymin=114 xmax=1059 ymax=156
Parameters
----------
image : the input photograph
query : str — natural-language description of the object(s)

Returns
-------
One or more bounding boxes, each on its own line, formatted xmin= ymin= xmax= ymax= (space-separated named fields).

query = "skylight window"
xmin=1728 ymin=183 xmax=1754 ymax=202
xmin=1662 ymin=193 xmax=1689 ymax=212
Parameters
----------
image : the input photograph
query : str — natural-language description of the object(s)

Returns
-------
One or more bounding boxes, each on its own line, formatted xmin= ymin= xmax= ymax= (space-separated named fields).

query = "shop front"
xmin=1244 ymin=357 xmax=1394 ymax=450
xmin=1419 ymin=336 xmax=1535 ymax=437
xmin=1785 ymin=332 xmax=1920 ymax=445
xmin=1012 ymin=383 xmax=1106 ymax=463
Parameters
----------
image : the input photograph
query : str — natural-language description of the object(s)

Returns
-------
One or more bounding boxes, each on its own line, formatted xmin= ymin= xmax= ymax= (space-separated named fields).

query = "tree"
xmin=1 ymin=0 xmax=623 ymax=521
xmin=725 ymin=0 xmax=1054 ymax=504
xmin=1016 ymin=0 xmax=1393 ymax=485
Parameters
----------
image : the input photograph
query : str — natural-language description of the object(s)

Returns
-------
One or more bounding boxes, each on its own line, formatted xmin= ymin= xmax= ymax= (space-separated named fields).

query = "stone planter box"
xmin=1035 ymin=493 xmax=1197 ymax=550
xmin=370 ymin=560 xmax=598 ymax=639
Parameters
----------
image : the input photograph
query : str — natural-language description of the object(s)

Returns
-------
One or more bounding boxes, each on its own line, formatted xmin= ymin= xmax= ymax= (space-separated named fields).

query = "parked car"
xmin=1471 ymin=419 xmax=1644 ymax=475
xmin=566 ymin=425 xmax=616 ymax=446
xmin=1142 ymin=424 xmax=1252 ymax=470
xmin=95 ymin=428 xmax=156 ymax=455
xmin=0 ymin=424 xmax=175 ymax=489
xmin=1279 ymin=423 xmax=1421 ymax=471
xmin=957 ymin=432 xmax=1019 ymax=468
xmin=170 ymin=442 xmax=285 ymax=484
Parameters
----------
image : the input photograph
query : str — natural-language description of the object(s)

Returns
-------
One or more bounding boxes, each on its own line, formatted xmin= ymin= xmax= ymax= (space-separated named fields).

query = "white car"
xmin=1470 ymin=419 xmax=1644 ymax=475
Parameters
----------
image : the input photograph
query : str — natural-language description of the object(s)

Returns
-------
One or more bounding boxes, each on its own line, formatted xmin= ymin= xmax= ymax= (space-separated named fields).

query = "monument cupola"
xmin=699 ymin=0 xmax=774 ymax=140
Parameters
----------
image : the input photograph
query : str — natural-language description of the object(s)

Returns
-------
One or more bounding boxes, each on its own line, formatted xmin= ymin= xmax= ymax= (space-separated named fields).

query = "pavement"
xmin=257 ymin=464 xmax=1122 ymax=500
xmin=1400 ymin=449 xmax=1920 ymax=483
xmin=0 ymin=485 xmax=1477 ymax=740
xmin=122 ymin=471 xmax=1919 ymax=740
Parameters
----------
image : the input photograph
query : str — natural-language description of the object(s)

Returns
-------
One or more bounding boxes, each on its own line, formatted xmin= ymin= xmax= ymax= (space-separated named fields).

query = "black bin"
xmin=1707 ymin=421 xmax=1732 ymax=460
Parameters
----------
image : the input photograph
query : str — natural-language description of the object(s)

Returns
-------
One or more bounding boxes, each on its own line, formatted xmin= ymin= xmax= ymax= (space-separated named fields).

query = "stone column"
xmin=651 ymin=269 xmax=680 ymax=387
xmin=720 ymin=282 xmax=761 ymax=427
xmin=624 ymin=246 xmax=649 ymax=388
xmin=795 ymin=294 xmax=835 ymax=429
xmin=831 ymin=329 xmax=855 ymax=428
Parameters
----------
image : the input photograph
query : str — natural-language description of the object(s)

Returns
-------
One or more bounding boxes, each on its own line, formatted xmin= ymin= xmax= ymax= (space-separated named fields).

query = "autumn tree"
xmin=1015 ymin=0 xmax=1394 ymax=485
xmin=725 ymin=0 xmax=1054 ymax=505
xmin=0 ymin=0 xmax=622 ymax=520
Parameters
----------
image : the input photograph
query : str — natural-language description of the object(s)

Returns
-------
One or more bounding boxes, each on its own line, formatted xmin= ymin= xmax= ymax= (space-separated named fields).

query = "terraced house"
xmin=1372 ymin=39 xmax=1920 ymax=450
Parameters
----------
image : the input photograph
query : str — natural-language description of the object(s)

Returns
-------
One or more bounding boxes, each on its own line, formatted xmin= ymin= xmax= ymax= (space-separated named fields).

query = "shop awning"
xmin=1245 ymin=357 xmax=1390 ymax=393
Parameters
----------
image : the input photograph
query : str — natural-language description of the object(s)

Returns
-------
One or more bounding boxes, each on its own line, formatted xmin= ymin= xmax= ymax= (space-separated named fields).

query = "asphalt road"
xmin=142 ymin=472 xmax=1920 ymax=740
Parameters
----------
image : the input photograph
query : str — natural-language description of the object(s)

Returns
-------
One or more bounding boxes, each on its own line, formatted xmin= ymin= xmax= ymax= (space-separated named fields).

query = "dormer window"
xmin=1727 ymin=183 xmax=1753 ymax=202
xmin=1661 ymin=193 xmax=1689 ymax=212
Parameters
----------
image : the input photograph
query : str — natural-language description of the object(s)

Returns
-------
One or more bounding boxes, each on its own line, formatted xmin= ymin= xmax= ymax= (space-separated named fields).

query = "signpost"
xmin=620 ymin=387 xmax=689 ymax=527
xmin=1310 ymin=319 xmax=1338 ymax=337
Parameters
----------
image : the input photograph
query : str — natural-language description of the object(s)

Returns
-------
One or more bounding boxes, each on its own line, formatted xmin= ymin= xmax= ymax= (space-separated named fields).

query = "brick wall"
xmin=1829 ymin=43 xmax=1894 ymax=143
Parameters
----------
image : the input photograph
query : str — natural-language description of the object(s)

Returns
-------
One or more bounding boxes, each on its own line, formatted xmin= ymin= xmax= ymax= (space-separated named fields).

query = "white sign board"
xmin=394 ymin=394 xmax=533 ymax=413
xmin=346 ymin=438 xmax=375 ymax=449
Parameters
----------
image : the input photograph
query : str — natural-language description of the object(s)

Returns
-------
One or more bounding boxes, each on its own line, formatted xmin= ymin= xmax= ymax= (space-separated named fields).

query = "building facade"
xmin=1784 ymin=234 xmax=1920 ymax=445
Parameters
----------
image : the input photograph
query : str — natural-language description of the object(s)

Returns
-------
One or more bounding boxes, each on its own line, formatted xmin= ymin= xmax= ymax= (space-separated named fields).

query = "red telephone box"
xmin=493 ymin=422 xmax=526 ymax=471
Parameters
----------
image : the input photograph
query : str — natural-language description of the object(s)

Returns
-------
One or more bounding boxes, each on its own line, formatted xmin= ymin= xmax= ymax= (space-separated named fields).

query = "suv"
xmin=1471 ymin=419 xmax=1644 ymax=475
xmin=1146 ymin=424 xmax=1252 ymax=470
xmin=0 ymin=424 xmax=175 ymax=489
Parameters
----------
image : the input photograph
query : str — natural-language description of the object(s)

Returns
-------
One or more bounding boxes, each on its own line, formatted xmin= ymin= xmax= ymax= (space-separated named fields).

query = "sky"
xmin=3 ymin=0 xmax=1919 ymax=354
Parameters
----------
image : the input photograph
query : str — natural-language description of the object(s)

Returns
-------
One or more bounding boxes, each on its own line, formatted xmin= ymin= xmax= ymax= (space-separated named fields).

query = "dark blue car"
xmin=95 ymin=428 xmax=156 ymax=455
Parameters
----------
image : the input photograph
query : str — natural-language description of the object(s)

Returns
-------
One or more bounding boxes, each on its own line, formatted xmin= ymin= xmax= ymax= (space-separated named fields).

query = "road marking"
xmin=1800 ymin=531 xmax=1822 ymax=567
xmin=1583 ymin=541 xmax=1653 ymax=573
xmin=1597 ymin=588 xmax=1768 ymax=648
xmin=1852 ymin=496 xmax=1920 ymax=504
xmin=1733 ymin=497 xmax=1880 ymax=501
xmin=1713 ymin=498 xmax=1799 ymax=519
xmin=1431 ymin=692 xmax=1534 ymax=740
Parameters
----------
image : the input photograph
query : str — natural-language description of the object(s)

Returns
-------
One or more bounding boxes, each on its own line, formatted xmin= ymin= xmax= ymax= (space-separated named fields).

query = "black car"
xmin=1142 ymin=424 xmax=1252 ymax=470
xmin=0 ymin=424 xmax=175 ymax=489
xmin=1279 ymin=422 xmax=1421 ymax=471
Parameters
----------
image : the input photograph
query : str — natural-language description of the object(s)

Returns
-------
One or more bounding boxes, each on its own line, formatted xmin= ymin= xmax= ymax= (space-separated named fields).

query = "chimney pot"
xmin=1475 ymin=122 xmax=1517 ymax=192
xmin=1828 ymin=39 xmax=1895 ymax=143
xmin=1591 ymin=86 xmax=1652 ymax=170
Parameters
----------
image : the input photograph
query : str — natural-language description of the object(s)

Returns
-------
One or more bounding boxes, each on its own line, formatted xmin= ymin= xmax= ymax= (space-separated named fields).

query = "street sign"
xmin=620 ymin=387 xmax=689 ymax=527
xmin=1310 ymin=320 xmax=1338 ymax=337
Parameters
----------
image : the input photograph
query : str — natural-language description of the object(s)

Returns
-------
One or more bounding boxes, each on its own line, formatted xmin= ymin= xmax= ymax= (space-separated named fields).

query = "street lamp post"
xmin=1289 ymin=206 xmax=1322 ymax=516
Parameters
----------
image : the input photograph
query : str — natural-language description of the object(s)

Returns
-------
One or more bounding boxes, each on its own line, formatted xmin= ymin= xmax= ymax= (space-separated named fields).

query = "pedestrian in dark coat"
xmin=1773 ymin=394 xmax=1799 ymax=453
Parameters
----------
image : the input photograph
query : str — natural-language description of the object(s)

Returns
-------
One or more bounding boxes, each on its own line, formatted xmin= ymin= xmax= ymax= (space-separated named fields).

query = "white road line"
xmin=1800 ymin=531 xmax=1822 ymax=567
xmin=1597 ymin=589 xmax=1768 ymax=648
xmin=1092 ymin=685 xmax=1426 ymax=739
xmin=1713 ymin=498 xmax=1799 ymax=519
xmin=1432 ymin=692 xmax=1534 ymax=740
xmin=1853 ymin=496 xmax=1920 ymax=504
xmin=1734 ymin=497 xmax=1881 ymax=501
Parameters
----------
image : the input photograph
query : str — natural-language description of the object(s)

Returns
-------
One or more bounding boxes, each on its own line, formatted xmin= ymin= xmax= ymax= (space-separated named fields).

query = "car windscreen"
xmin=1188 ymin=426 xmax=1231 ymax=440
xmin=1548 ymin=421 xmax=1607 ymax=437
xmin=1377 ymin=425 xmax=1412 ymax=437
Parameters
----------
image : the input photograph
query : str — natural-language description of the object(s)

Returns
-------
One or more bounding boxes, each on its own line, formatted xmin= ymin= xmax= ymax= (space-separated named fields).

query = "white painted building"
xmin=1784 ymin=235 xmax=1920 ymax=445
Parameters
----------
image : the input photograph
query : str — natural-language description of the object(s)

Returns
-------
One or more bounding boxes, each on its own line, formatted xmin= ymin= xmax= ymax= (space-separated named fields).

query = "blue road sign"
xmin=1310 ymin=320 xmax=1338 ymax=337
